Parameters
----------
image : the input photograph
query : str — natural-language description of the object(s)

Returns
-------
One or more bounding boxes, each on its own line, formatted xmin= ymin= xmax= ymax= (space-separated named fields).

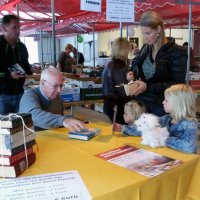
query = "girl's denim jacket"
xmin=121 ymin=114 xmax=198 ymax=153
xmin=160 ymin=115 xmax=198 ymax=153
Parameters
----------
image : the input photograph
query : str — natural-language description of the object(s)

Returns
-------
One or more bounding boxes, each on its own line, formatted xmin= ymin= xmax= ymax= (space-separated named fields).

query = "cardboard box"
xmin=69 ymin=80 xmax=102 ymax=88
xmin=94 ymin=103 xmax=104 ymax=113
xmin=60 ymin=87 xmax=80 ymax=102
xmin=189 ymin=72 xmax=200 ymax=80
xmin=189 ymin=80 xmax=200 ymax=90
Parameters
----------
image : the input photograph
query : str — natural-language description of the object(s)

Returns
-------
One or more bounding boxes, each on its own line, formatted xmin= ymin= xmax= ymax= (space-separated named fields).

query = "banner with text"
xmin=106 ymin=0 xmax=134 ymax=22
xmin=81 ymin=0 xmax=102 ymax=12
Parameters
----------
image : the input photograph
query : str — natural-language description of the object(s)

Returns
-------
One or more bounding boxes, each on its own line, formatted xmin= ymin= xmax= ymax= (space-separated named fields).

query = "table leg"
xmin=70 ymin=105 xmax=74 ymax=117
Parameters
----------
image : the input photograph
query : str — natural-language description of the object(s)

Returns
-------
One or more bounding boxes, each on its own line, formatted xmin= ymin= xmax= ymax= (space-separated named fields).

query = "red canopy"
xmin=1 ymin=0 xmax=200 ymax=36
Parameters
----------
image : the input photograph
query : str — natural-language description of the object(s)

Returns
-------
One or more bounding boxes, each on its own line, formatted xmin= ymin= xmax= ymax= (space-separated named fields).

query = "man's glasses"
xmin=43 ymin=80 xmax=64 ymax=90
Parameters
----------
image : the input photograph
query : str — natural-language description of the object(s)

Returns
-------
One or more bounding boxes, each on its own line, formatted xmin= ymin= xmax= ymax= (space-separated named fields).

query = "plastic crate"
xmin=80 ymin=88 xmax=103 ymax=100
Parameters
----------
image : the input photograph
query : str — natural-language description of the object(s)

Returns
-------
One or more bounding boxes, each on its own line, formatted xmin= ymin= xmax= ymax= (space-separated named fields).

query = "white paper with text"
xmin=0 ymin=171 xmax=92 ymax=200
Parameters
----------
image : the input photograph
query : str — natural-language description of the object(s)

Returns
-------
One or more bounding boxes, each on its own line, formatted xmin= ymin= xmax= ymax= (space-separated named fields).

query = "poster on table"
xmin=96 ymin=145 xmax=183 ymax=178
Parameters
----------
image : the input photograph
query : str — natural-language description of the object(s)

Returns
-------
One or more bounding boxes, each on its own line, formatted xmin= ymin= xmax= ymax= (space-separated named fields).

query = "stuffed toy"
xmin=134 ymin=113 xmax=169 ymax=148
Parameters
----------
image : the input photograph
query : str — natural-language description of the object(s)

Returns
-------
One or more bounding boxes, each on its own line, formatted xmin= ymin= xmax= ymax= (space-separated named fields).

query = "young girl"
xmin=160 ymin=84 xmax=198 ymax=153
xmin=114 ymin=100 xmax=146 ymax=136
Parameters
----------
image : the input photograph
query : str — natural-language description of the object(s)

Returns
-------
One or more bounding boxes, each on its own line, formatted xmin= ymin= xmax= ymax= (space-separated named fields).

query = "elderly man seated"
xmin=19 ymin=67 xmax=85 ymax=132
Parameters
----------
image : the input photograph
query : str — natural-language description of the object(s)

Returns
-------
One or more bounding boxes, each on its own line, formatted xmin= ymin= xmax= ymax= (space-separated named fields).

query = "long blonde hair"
xmin=140 ymin=11 xmax=165 ymax=48
xmin=111 ymin=37 xmax=130 ymax=62
xmin=164 ymin=84 xmax=196 ymax=121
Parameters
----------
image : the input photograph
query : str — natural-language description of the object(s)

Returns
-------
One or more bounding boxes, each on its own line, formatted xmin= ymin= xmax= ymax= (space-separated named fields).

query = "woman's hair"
xmin=140 ymin=11 xmax=165 ymax=48
xmin=125 ymin=100 xmax=146 ymax=121
xmin=65 ymin=44 xmax=73 ymax=51
xmin=164 ymin=84 xmax=196 ymax=121
xmin=111 ymin=37 xmax=130 ymax=61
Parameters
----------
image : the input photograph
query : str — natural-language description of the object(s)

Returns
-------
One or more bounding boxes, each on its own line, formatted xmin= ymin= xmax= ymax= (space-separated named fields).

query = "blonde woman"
xmin=129 ymin=11 xmax=187 ymax=116
xmin=160 ymin=84 xmax=198 ymax=153
xmin=102 ymin=37 xmax=131 ymax=124
xmin=56 ymin=43 xmax=75 ymax=72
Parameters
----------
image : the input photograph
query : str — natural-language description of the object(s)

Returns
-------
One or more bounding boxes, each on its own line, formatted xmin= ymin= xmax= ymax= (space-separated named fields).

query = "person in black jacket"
xmin=102 ymin=37 xmax=131 ymax=124
xmin=0 ymin=14 xmax=39 ymax=115
xmin=128 ymin=11 xmax=187 ymax=116
xmin=73 ymin=47 xmax=85 ymax=66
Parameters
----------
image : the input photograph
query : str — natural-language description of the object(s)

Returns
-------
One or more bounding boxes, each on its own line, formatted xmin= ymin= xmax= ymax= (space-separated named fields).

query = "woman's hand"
xmin=131 ymin=80 xmax=147 ymax=95
xmin=10 ymin=71 xmax=25 ymax=80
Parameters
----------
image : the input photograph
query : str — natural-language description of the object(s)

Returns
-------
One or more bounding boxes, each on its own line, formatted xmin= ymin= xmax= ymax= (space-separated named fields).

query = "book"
xmin=0 ymin=120 xmax=33 ymax=135
xmin=68 ymin=128 xmax=100 ymax=141
xmin=123 ymin=80 xmax=139 ymax=96
xmin=0 ymin=132 xmax=36 ymax=150
xmin=96 ymin=145 xmax=183 ymax=178
xmin=8 ymin=63 xmax=26 ymax=75
xmin=0 ymin=140 xmax=36 ymax=156
xmin=0 ymin=113 xmax=32 ymax=128
xmin=0 ymin=129 xmax=33 ymax=143
xmin=0 ymin=147 xmax=34 ymax=165
xmin=115 ymin=80 xmax=138 ymax=96
xmin=0 ymin=152 xmax=36 ymax=178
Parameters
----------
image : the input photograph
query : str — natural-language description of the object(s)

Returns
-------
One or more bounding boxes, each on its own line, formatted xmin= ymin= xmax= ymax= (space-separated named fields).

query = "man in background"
xmin=183 ymin=42 xmax=195 ymax=67
xmin=19 ymin=67 xmax=86 ymax=132
xmin=0 ymin=14 xmax=39 ymax=115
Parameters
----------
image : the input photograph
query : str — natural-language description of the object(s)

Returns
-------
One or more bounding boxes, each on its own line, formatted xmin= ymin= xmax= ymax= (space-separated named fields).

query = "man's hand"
xmin=10 ymin=71 xmax=25 ymax=80
xmin=63 ymin=118 xmax=86 ymax=132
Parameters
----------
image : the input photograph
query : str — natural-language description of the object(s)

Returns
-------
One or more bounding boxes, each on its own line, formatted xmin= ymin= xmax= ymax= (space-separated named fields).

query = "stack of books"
xmin=0 ymin=113 xmax=36 ymax=178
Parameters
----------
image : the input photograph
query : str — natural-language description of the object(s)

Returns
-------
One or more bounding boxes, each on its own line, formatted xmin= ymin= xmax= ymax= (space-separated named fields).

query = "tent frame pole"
xmin=40 ymin=25 xmax=44 ymax=67
xmin=186 ymin=4 xmax=192 ymax=85
xmin=51 ymin=0 xmax=56 ymax=67
xmin=120 ymin=21 xmax=122 ymax=38
xmin=93 ymin=24 xmax=95 ymax=67
xmin=76 ymin=35 xmax=79 ymax=65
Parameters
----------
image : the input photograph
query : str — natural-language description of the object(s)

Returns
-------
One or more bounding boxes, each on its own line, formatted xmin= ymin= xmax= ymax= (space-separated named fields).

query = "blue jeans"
xmin=0 ymin=93 xmax=23 ymax=115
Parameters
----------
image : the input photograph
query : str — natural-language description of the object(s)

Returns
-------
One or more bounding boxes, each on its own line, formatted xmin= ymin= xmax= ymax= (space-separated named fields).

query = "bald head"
xmin=40 ymin=67 xmax=64 ymax=100
xmin=41 ymin=67 xmax=63 ymax=81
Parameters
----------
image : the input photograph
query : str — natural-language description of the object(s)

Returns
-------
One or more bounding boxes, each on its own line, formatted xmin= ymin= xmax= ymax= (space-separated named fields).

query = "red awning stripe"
xmin=0 ymin=0 xmax=21 ymax=11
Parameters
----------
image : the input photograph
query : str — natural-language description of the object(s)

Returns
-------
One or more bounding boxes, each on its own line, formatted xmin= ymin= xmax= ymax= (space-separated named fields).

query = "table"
xmin=194 ymin=89 xmax=200 ymax=94
xmin=26 ymin=74 xmax=41 ymax=81
xmin=62 ymin=73 xmax=101 ymax=83
xmin=26 ymin=73 xmax=102 ymax=83
xmin=21 ymin=122 xmax=200 ymax=200
xmin=63 ymin=99 xmax=103 ymax=116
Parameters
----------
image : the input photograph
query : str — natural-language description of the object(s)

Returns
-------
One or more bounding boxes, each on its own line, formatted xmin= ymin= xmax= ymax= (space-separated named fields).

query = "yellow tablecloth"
xmin=22 ymin=122 xmax=200 ymax=200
